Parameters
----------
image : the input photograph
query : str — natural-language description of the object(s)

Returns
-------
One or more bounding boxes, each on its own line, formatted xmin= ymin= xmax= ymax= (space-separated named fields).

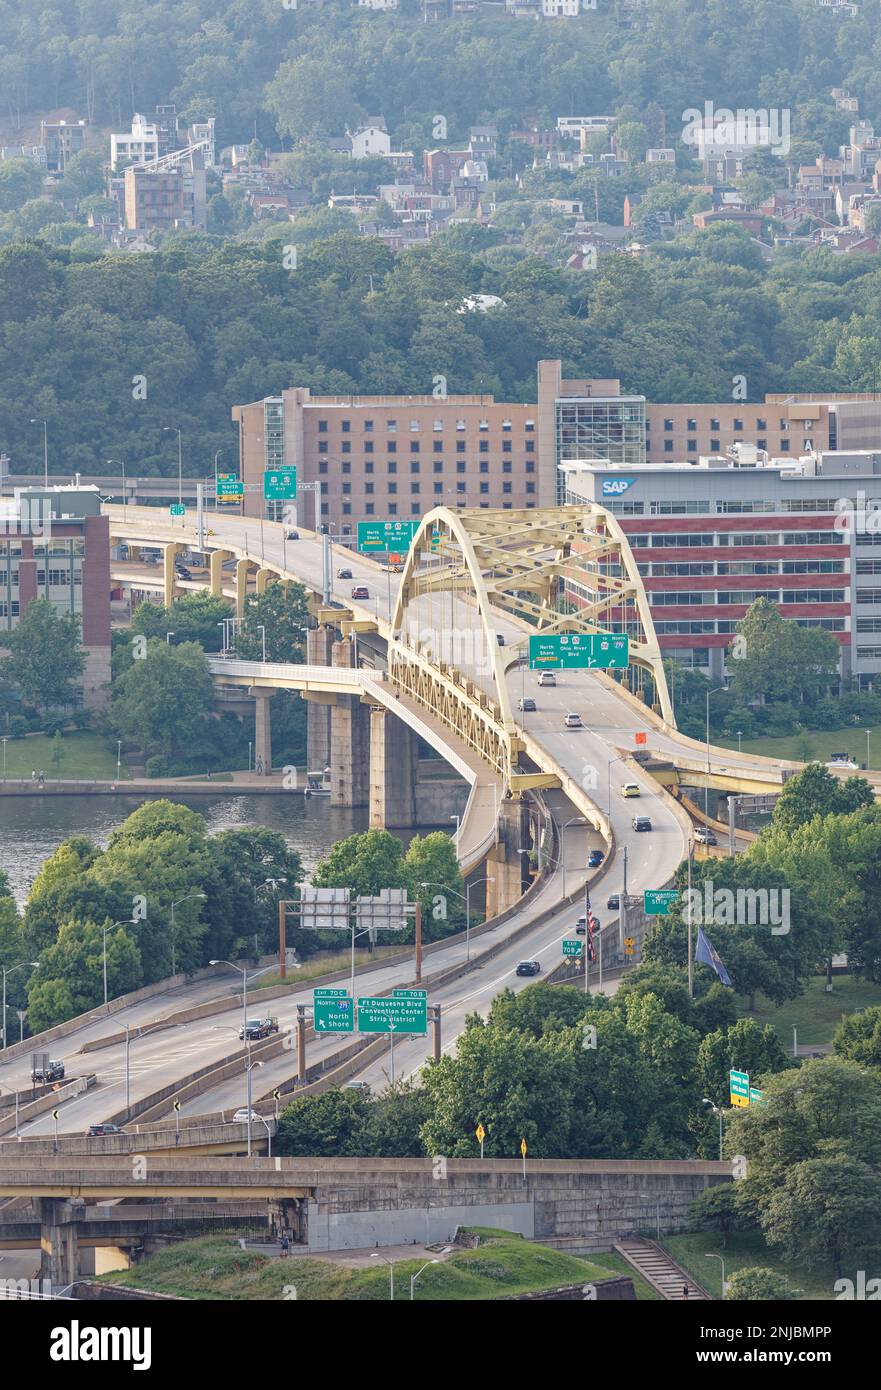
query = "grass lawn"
xmin=0 ymin=731 xmax=131 ymax=781
xmin=663 ymin=1230 xmax=837 ymax=1301
xmin=99 ymin=1230 xmax=629 ymax=1301
xmin=742 ymin=974 xmax=881 ymax=1048
xmin=716 ymin=725 xmax=879 ymax=770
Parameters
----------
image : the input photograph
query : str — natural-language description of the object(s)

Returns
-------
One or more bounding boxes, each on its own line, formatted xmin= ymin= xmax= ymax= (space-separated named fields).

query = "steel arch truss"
xmin=390 ymin=507 xmax=672 ymax=756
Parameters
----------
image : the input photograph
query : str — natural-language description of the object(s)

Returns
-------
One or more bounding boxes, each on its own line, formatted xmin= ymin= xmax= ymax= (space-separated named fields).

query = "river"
xmin=0 ymin=794 xmax=439 ymax=908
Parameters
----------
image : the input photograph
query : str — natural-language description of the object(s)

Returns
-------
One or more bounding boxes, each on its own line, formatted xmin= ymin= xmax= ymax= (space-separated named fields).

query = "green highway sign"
xmin=216 ymin=471 xmax=244 ymax=500
xmin=528 ymin=632 xmax=629 ymax=670
xmin=729 ymin=1068 xmax=750 ymax=1109
xmin=644 ymin=889 xmax=679 ymax=915
xmin=358 ymin=520 xmax=419 ymax=552
xmin=357 ymin=993 xmax=428 ymax=1033
xmin=393 ymin=988 xmax=427 ymax=998
xmin=562 ymin=939 xmax=583 ymax=957
xmin=314 ymin=988 xmax=353 ymax=1033
xmin=169 ymin=503 xmax=185 ymax=517
xmin=749 ymin=1087 xmax=766 ymax=1106
xmin=263 ymin=467 xmax=297 ymax=501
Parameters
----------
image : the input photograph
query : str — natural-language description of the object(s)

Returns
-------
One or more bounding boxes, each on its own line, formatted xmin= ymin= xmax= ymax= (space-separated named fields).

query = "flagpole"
xmin=687 ymin=844 xmax=694 ymax=998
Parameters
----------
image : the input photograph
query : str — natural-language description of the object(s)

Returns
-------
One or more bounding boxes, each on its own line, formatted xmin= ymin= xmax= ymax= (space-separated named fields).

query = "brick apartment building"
xmin=563 ymin=452 xmax=881 ymax=688
xmin=0 ymin=487 xmax=111 ymax=708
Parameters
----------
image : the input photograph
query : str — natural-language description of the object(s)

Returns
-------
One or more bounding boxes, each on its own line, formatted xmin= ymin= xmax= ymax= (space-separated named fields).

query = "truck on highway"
xmin=239 ymin=1017 xmax=279 ymax=1041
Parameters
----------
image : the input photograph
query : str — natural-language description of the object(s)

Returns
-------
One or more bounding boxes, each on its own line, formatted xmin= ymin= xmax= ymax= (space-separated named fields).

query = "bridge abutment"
xmin=368 ymin=705 xmax=418 ymax=829
xmin=330 ymin=638 xmax=369 ymax=807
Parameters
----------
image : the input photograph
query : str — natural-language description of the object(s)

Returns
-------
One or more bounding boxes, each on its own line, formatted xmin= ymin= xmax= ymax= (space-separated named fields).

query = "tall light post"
xmin=705 ymin=686 xmax=726 ymax=821
xmin=162 ymin=426 xmax=183 ymax=507
xmin=116 ymin=739 xmax=122 ymax=782
xmin=736 ymin=729 xmax=743 ymax=756
xmin=29 ymin=418 xmax=48 ymax=487
xmin=102 ymin=921 xmax=134 ymax=1008
xmin=1 ymin=736 xmax=7 ymax=783
xmin=123 ymin=1022 xmax=132 ymax=1112
xmin=410 ymin=1260 xmax=440 ymax=1300
xmin=245 ymin=1051 xmax=263 ymax=1158
xmin=257 ymin=624 xmax=267 ymax=662
xmin=607 ymin=754 xmax=628 ymax=819
xmin=107 ymin=458 xmax=127 ymax=515
xmin=449 ymin=814 xmax=460 ymax=842
xmin=560 ymin=815 xmax=587 ymax=893
xmin=866 ymin=728 xmax=872 ymax=770
xmin=370 ymin=1252 xmax=396 ymax=1301
xmin=702 ymin=1098 xmax=725 ymax=1160
xmin=213 ymin=448 xmax=225 ymax=509
xmin=421 ymin=878 xmax=488 ymax=963
xmin=1 ymin=961 xmax=38 ymax=1049
xmin=170 ymin=892 xmax=206 ymax=977
xmin=166 ymin=631 xmax=175 ymax=645
xmin=210 ymin=958 xmax=250 ymax=1040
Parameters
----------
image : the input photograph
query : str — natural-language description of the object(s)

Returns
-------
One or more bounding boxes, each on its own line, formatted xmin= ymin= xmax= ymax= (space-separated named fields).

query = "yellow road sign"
xmin=520 ymin=1138 xmax=527 ymax=1157
xmin=475 ymin=1123 xmax=486 ymax=1144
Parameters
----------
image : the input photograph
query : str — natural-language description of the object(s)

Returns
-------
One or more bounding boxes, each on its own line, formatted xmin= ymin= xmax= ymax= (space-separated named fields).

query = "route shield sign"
xmin=562 ymin=939 xmax=583 ymax=957
xmin=357 ymin=993 xmax=428 ymax=1033
xmin=528 ymin=632 xmax=629 ymax=670
xmin=358 ymin=520 xmax=418 ymax=552
xmin=314 ymin=988 xmax=353 ymax=1033
xmin=264 ymin=467 xmax=297 ymax=501
xmin=729 ymin=1068 xmax=750 ymax=1108
xmin=169 ymin=503 xmax=185 ymax=517
xmin=644 ymin=889 xmax=679 ymax=915
xmin=216 ymin=471 xmax=243 ymax=502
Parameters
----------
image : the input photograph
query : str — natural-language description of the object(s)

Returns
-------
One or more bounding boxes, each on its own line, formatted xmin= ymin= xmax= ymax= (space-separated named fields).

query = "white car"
xmin=564 ymin=712 xmax=583 ymax=729
xmin=232 ymin=1109 xmax=261 ymax=1124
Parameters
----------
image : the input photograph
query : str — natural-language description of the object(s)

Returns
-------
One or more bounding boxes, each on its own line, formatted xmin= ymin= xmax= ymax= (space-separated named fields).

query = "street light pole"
xmin=170 ymin=892 xmax=206 ymax=977
xmin=107 ymin=458 xmax=127 ymax=515
xmin=705 ymin=686 xmax=725 ymax=821
xmin=258 ymin=624 xmax=266 ymax=662
xmin=370 ymin=1253 xmax=395 ymax=1300
xmin=1 ymin=961 xmax=38 ymax=1049
xmin=210 ymin=959 xmax=249 ymax=1040
xmin=124 ymin=1022 xmax=131 ymax=1112
xmin=410 ymin=1260 xmax=439 ymax=1300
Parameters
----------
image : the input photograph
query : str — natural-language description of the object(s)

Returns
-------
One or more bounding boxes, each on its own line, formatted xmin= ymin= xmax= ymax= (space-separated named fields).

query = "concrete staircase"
xmin=614 ymin=1236 xmax=711 ymax=1300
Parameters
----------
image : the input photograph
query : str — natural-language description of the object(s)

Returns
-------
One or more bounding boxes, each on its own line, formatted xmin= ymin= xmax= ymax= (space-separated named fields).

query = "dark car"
xmin=175 ymin=565 xmax=192 ymax=580
xmin=515 ymin=960 xmax=541 ymax=977
xmin=286 ymin=530 xmax=300 ymax=540
xmin=496 ymin=633 xmax=506 ymax=646
xmin=632 ymin=816 xmax=653 ymax=832
xmin=32 ymin=1060 xmax=65 ymax=1084
xmin=587 ymin=849 xmax=604 ymax=868
xmin=337 ymin=568 xmax=353 ymax=579
xmin=87 ymin=1123 xmax=121 ymax=1137
xmin=606 ymin=894 xmax=620 ymax=911
xmin=518 ymin=697 xmax=536 ymax=712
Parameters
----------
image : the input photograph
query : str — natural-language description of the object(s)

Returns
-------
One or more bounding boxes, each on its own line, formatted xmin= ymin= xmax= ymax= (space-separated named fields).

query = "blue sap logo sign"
xmin=601 ymin=478 xmax=635 ymax=496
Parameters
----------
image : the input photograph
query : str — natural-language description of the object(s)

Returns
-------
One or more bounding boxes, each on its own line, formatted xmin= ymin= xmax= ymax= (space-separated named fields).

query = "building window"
xmin=388 ymin=441 xmax=397 ymax=453
xmin=479 ymin=420 xmax=489 ymax=431
xmin=364 ymin=441 xmax=374 ymax=454
xmin=364 ymin=420 xmax=373 ymax=432
xmin=479 ymin=441 xmax=489 ymax=453
xmin=476 ymin=462 xmax=485 ymax=474
xmin=480 ymin=482 xmax=489 ymax=494
xmin=756 ymin=418 xmax=767 ymax=430
xmin=687 ymin=419 xmax=696 ymax=431
xmin=318 ymin=420 xmax=328 ymax=433
xmin=388 ymin=461 xmax=397 ymax=473
xmin=389 ymin=503 xmax=397 ymax=514
xmin=411 ymin=504 xmax=420 ymax=515
xmin=342 ymin=483 xmax=351 ymax=494
xmin=341 ymin=441 xmax=351 ymax=454
xmin=687 ymin=440 xmax=697 ymax=452
xmin=710 ymin=439 xmax=720 ymax=451
xmin=433 ymin=419 xmax=443 ymax=432
xmin=456 ymin=441 xmax=466 ymax=453
xmin=525 ymin=460 xmax=535 ymax=473
xmin=318 ymin=440 xmax=328 ymax=454
xmin=780 ymin=439 xmax=790 ymax=451
xmin=526 ymin=481 xmax=535 ymax=494
xmin=410 ymin=420 xmax=420 ymax=432
xmin=389 ymin=482 xmax=397 ymax=494
xmin=503 ymin=441 xmax=512 ymax=453
xmin=343 ymin=503 xmax=351 ymax=515
xmin=502 ymin=460 xmax=512 ymax=473
xmin=664 ymin=440 xmax=674 ymax=452
xmin=318 ymin=461 xmax=328 ymax=474
xmin=366 ymin=503 xmax=374 ymax=515
xmin=457 ymin=482 xmax=466 ymax=493
xmin=525 ymin=420 xmax=535 ymax=431
xmin=341 ymin=420 xmax=350 ymax=433
xmin=410 ymin=461 xmax=420 ymax=473
xmin=525 ymin=440 xmax=535 ymax=453
xmin=664 ymin=419 xmax=673 ymax=431
xmin=365 ymin=461 xmax=374 ymax=474
xmin=710 ymin=418 xmax=720 ymax=431
xmin=503 ymin=481 xmax=512 ymax=494
xmin=341 ymin=461 xmax=351 ymax=473
xmin=456 ymin=419 xmax=466 ymax=431
xmin=365 ymin=483 xmax=374 ymax=494
xmin=733 ymin=419 xmax=743 ymax=431
xmin=434 ymin=483 xmax=443 ymax=494
xmin=502 ymin=419 xmax=512 ymax=431
xmin=433 ymin=441 xmax=443 ymax=452
xmin=387 ymin=420 xmax=397 ymax=432
xmin=411 ymin=483 xmax=420 ymax=494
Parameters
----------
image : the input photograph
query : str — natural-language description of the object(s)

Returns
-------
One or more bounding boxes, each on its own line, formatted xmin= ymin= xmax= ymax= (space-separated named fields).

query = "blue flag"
xmin=695 ymin=926 xmax=732 ymax=987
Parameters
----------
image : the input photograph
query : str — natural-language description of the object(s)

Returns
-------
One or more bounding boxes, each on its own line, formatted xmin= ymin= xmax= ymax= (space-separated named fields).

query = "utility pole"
xmin=296 ymin=1003 xmax=306 ymax=1084
xmin=414 ymin=900 xmax=423 ymax=984
xmin=278 ymin=899 xmax=288 ymax=979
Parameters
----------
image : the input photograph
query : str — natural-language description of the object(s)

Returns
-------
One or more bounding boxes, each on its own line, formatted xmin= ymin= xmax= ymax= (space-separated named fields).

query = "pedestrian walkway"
xmin=614 ymin=1236 xmax=711 ymax=1300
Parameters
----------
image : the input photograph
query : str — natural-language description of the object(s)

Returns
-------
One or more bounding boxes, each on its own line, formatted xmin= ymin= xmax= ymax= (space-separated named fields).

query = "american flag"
xmin=587 ymin=905 xmax=599 ymax=962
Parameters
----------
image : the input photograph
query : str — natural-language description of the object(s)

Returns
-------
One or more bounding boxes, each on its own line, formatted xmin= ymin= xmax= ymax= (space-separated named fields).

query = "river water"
xmin=0 ymin=794 xmax=434 ymax=908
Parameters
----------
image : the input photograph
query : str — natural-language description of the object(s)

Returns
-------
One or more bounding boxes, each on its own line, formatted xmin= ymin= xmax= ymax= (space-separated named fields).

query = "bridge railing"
xmin=208 ymin=658 xmax=373 ymax=687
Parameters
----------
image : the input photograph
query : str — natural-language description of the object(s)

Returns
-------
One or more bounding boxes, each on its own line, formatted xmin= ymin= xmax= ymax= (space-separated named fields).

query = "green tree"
xmin=236 ymin=581 xmax=309 ymax=662
xmin=834 ymin=1006 xmax=881 ymax=1069
xmin=0 ymin=158 xmax=43 ymax=212
xmin=729 ymin=599 xmax=840 ymax=709
xmin=769 ymin=763 xmax=875 ymax=835
xmin=724 ymin=1267 xmax=794 ymax=1301
xmin=110 ymin=640 xmax=214 ymax=757
xmin=697 ymin=1018 xmax=790 ymax=1109
xmin=276 ymin=1088 xmax=371 ymax=1156
xmin=132 ymin=593 xmax=233 ymax=651
xmin=404 ymin=831 xmax=465 ymax=940
xmin=1 ymin=599 xmax=84 ymax=709
xmin=762 ymin=1158 xmax=881 ymax=1277
xmin=689 ymin=1185 xmax=750 ymax=1249
xmin=208 ymin=826 xmax=303 ymax=960
xmin=27 ymin=918 xmax=142 ymax=1030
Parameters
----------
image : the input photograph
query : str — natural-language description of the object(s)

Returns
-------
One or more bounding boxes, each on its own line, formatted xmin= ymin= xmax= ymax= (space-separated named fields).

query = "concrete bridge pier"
xmin=485 ymin=796 xmax=531 ymax=918
xmin=330 ymin=638 xmax=369 ymax=807
xmin=36 ymin=1198 xmax=79 ymax=1287
xmin=304 ymin=627 xmax=335 ymax=772
xmin=249 ymin=687 xmax=274 ymax=775
xmin=368 ymin=705 xmax=418 ymax=828
xmin=209 ymin=549 xmax=232 ymax=596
